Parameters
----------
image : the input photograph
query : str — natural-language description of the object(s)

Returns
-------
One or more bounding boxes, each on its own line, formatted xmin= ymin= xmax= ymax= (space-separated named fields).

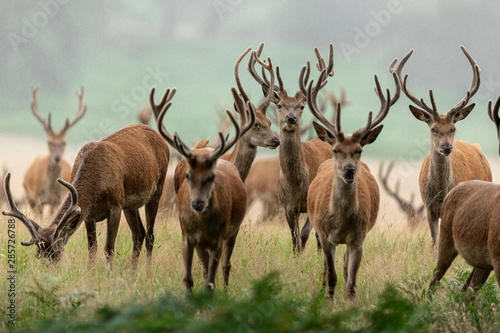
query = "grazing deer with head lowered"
xmin=378 ymin=161 xmax=425 ymax=228
xmin=307 ymin=68 xmax=399 ymax=299
xmin=250 ymin=44 xmax=335 ymax=253
xmin=162 ymin=46 xmax=280 ymax=194
xmin=155 ymin=86 xmax=253 ymax=291
xmin=23 ymin=87 xmax=86 ymax=216
xmin=3 ymin=124 xmax=169 ymax=268
xmin=391 ymin=46 xmax=492 ymax=246
xmin=429 ymin=97 xmax=500 ymax=291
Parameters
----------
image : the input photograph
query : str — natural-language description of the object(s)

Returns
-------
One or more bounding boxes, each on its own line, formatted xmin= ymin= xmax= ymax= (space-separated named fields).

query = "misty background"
xmin=1 ymin=0 xmax=500 ymax=165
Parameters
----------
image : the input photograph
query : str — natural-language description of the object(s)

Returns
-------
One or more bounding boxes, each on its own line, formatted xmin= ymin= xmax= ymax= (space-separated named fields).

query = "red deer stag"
xmin=429 ymin=96 xmax=500 ymax=291
xmin=391 ymin=46 xmax=492 ymax=245
xmin=23 ymin=87 xmax=86 ymax=216
xmin=378 ymin=161 xmax=425 ymax=228
xmin=155 ymin=86 xmax=253 ymax=291
xmin=307 ymin=69 xmax=399 ymax=299
xmin=3 ymin=124 xmax=169 ymax=268
xmin=158 ymin=46 xmax=279 ymax=194
xmin=248 ymin=43 xmax=335 ymax=253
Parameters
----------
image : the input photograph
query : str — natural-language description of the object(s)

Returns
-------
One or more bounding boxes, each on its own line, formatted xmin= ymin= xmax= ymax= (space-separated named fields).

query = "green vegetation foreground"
xmin=1 ymin=214 xmax=500 ymax=332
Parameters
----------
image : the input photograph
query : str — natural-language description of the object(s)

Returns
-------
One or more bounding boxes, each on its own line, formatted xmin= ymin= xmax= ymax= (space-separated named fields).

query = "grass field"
xmin=1 ymin=207 xmax=500 ymax=332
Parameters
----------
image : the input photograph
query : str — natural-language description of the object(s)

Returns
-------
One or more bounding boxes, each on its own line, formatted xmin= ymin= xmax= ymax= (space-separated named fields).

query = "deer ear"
xmin=360 ymin=125 xmax=383 ymax=146
xmin=409 ymin=105 xmax=431 ymax=123
xmin=453 ymin=103 xmax=475 ymax=123
xmin=312 ymin=122 xmax=335 ymax=145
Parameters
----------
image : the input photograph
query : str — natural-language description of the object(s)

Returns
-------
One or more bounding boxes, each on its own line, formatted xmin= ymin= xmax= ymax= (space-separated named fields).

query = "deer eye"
xmin=333 ymin=149 xmax=340 ymax=154
xmin=185 ymin=173 xmax=189 ymax=180
xmin=277 ymin=104 xmax=282 ymax=109
xmin=209 ymin=174 xmax=215 ymax=182
xmin=431 ymin=128 xmax=438 ymax=133
xmin=300 ymin=105 xmax=305 ymax=110
xmin=254 ymin=123 xmax=259 ymax=128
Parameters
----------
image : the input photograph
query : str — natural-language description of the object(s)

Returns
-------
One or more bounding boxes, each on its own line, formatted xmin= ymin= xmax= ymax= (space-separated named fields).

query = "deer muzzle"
xmin=343 ymin=164 xmax=356 ymax=184
xmin=440 ymin=143 xmax=453 ymax=156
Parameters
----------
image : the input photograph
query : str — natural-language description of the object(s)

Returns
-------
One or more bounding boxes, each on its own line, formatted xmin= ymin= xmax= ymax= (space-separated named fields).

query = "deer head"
xmin=2 ymin=172 xmax=81 ymax=261
xmin=234 ymin=46 xmax=280 ymax=149
xmin=154 ymin=87 xmax=256 ymax=213
xmin=30 ymin=87 xmax=87 ymax=164
xmin=308 ymin=69 xmax=400 ymax=184
xmin=248 ymin=43 xmax=334 ymax=134
xmin=390 ymin=46 xmax=480 ymax=156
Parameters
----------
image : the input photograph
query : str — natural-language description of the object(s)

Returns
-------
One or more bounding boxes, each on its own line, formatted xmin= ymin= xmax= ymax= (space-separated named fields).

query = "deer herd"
xmin=3 ymin=43 xmax=500 ymax=301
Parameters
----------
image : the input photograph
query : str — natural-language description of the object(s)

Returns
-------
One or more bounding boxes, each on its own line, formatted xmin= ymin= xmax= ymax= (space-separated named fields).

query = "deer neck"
xmin=279 ymin=130 xmax=305 ymax=185
xmin=229 ymin=139 xmax=257 ymax=182
xmin=331 ymin=174 xmax=358 ymax=217
xmin=429 ymin=148 xmax=454 ymax=191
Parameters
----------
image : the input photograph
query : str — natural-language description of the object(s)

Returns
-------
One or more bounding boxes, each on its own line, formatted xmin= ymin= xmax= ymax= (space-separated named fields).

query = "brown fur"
xmin=7 ymin=124 xmax=169 ymax=267
xmin=308 ymin=139 xmax=380 ymax=299
xmin=429 ymin=181 xmax=500 ymax=291
xmin=177 ymin=157 xmax=247 ymax=291
xmin=245 ymin=157 xmax=281 ymax=219
xmin=418 ymin=139 xmax=491 ymax=244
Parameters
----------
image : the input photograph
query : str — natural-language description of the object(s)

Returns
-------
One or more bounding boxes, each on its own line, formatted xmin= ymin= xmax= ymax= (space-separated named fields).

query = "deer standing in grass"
xmin=391 ymin=46 xmax=492 ymax=245
xmin=378 ymin=161 xmax=425 ymax=228
xmin=250 ymin=44 xmax=335 ymax=253
xmin=3 ymin=124 xmax=169 ymax=268
xmin=155 ymin=86 xmax=254 ymax=291
xmin=429 ymin=97 xmax=500 ymax=291
xmin=164 ymin=46 xmax=280 ymax=194
xmin=23 ymin=87 xmax=86 ymax=216
xmin=307 ymin=68 xmax=400 ymax=299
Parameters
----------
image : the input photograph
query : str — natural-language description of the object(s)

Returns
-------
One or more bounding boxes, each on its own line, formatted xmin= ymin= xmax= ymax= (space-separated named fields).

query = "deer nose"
xmin=54 ymin=155 xmax=61 ymax=163
xmin=192 ymin=201 xmax=205 ymax=212
xmin=285 ymin=114 xmax=297 ymax=124
xmin=442 ymin=144 xmax=453 ymax=155
xmin=343 ymin=164 xmax=356 ymax=183
xmin=269 ymin=138 xmax=280 ymax=148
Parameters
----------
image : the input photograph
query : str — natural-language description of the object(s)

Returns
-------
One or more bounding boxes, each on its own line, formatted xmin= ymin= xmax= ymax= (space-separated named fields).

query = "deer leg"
xmin=345 ymin=245 xmax=363 ymax=300
xmin=429 ymin=245 xmax=458 ymax=289
xmin=300 ymin=217 xmax=315 ymax=251
xmin=195 ymin=246 xmax=210 ymax=280
xmin=182 ymin=236 xmax=195 ymax=292
xmin=144 ymin=198 xmax=160 ymax=262
xmin=284 ymin=208 xmax=300 ymax=254
xmin=221 ymin=230 xmax=240 ymax=289
xmin=206 ymin=245 xmax=222 ymax=291
xmin=462 ymin=268 xmax=491 ymax=292
xmin=322 ymin=242 xmax=337 ymax=298
xmin=343 ymin=248 xmax=349 ymax=282
xmin=426 ymin=207 xmax=440 ymax=247
xmin=84 ymin=220 xmax=97 ymax=263
xmin=104 ymin=206 xmax=122 ymax=265
xmin=123 ymin=209 xmax=146 ymax=269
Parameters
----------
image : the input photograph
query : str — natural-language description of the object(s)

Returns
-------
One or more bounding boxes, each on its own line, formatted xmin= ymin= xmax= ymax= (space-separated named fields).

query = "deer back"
xmin=301 ymin=139 xmax=334 ymax=183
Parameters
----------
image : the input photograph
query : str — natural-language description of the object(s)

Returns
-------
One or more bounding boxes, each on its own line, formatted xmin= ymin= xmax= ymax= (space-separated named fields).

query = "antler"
xmin=248 ymin=43 xmax=283 ymax=93
xmin=488 ymin=96 xmax=500 ymax=155
xmin=234 ymin=46 xmax=252 ymax=103
xmin=252 ymin=50 xmax=276 ymax=112
xmin=156 ymin=87 xmax=256 ymax=164
xmin=390 ymin=49 xmax=438 ymax=117
xmin=2 ymin=173 xmax=42 ymax=246
xmin=307 ymin=69 xmax=338 ymax=138
xmin=52 ymin=179 xmax=82 ymax=242
xmin=299 ymin=44 xmax=334 ymax=97
xmin=150 ymin=87 xmax=177 ymax=146
xmin=448 ymin=45 xmax=481 ymax=116
xmin=30 ymin=86 xmax=52 ymax=132
xmin=352 ymin=75 xmax=392 ymax=140
xmin=378 ymin=161 xmax=413 ymax=209
xmin=207 ymin=87 xmax=256 ymax=163
xmin=61 ymin=87 xmax=87 ymax=134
